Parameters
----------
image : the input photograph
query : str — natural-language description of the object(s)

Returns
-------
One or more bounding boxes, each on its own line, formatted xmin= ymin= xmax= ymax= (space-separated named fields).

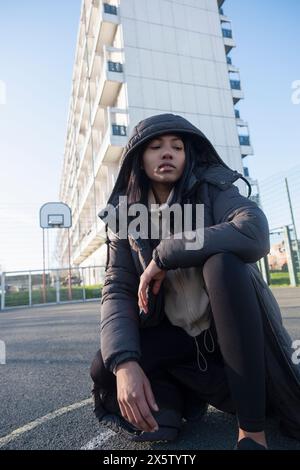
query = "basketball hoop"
xmin=39 ymin=203 xmax=72 ymax=302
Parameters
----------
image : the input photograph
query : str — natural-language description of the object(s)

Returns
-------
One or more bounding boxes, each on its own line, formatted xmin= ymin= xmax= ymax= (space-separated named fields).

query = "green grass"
xmin=2 ymin=272 xmax=299 ymax=308
xmin=2 ymin=285 xmax=103 ymax=308
xmin=269 ymin=271 xmax=300 ymax=286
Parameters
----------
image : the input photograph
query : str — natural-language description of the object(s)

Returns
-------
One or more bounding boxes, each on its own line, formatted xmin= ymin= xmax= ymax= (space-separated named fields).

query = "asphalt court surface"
xmin=0 ymin=288 xmax=299 ymax=450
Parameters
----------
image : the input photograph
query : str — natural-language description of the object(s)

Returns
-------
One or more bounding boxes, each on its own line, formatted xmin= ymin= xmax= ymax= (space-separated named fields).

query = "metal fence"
xmin=258 ymin=225 xmax=300 ymax=287
xmin=256 ymin=165 xmax=300 ymax=287
xmin=2 ymin=167 xmax=300 ymax=310
xmin=0 ymin=266 xmax=106 ymax=310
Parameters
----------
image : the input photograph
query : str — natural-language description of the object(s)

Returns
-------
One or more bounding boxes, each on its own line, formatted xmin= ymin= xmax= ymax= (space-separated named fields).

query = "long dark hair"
xmin=124 ymin=134 xmax=210 ymax=206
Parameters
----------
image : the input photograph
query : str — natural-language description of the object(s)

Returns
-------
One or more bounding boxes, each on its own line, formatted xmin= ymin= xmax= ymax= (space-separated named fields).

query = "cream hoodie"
xmin=148 ymin=187 xmax=212 ymax=337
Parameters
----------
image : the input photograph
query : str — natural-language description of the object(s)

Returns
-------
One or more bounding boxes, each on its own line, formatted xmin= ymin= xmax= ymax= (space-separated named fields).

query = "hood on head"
xmin=99 ymin=113 xmax=251 ymax=224
xmin=104 ymin=113 xmax=233 ymax=207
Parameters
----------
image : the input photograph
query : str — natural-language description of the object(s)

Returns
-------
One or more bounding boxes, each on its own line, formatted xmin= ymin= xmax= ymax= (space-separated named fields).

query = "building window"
xmin=103 ymin=3 xmax=117 ymax=15
xmin=112 ymin=124 xmax=127 ymax=136
xmin=222 ymin=28 xmax=233 ymax=39
xmin=108 ymin=61 xmax=123 ymax=73
xmin=230 ymin=79 xmax=241 ymax=90
xmin=239 ymin=135 xmax=250 ymax=146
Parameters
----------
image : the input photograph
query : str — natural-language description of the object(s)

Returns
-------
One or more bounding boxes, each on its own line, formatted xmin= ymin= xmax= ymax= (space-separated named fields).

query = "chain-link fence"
xmin=256 ymin=165 xmax=300 ymax=287
xmin=0 ymin=266 xmax=106 ymax=310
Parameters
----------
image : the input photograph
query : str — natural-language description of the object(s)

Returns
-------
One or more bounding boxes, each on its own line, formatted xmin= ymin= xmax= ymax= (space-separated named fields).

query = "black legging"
xmin=91 ymin=252 xmax=265 ymax=432
xmin=203 ymin=252 xmax=265 ymax=432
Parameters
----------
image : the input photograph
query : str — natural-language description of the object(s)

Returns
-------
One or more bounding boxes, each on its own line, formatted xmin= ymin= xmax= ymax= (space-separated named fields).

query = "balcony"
xmin=72 ymin=108 xmax=128 ymax=220
xmin=70 ymin=107 xmax=128 ymax=224
xmin=226 ymin=55 xmax=239 ymax=73
xmin=221 ymin=21 xmax=235 ymax=53
xmin=230 ymin=79 xmax=244 ymax=104
xmin=219 ymin=7 xmax=227 ymax=20
xmin=84 ymin=0 xmax=96 ymax=37
xmin=239 ymin=134 xmax=253 ymax=157
xmin=94 ymin=107 xmax=128 ymax=169
xmin=235 ymin=109 xmax=248 ymax=127
xmin=93 ymin=46 xmax=125 ymax=108
xmin=73 ymin=220 xmax=106 ymax=265
xmin=93 ymin=1 xmax=120 ymax=51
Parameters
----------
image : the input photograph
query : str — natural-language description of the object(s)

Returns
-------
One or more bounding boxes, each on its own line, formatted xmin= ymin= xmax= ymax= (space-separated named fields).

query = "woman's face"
xmin=142 ymin=134 xmax=186 ymax=185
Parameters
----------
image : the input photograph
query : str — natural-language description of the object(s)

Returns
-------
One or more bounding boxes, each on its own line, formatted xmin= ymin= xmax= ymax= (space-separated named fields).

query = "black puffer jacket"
xmin=98 ymin=113 xmax=300 ymax=440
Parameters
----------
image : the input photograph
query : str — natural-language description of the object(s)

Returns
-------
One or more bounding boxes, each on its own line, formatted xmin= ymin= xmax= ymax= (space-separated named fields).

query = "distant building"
xmin=268 ymin=241 xmax=288 ymax=272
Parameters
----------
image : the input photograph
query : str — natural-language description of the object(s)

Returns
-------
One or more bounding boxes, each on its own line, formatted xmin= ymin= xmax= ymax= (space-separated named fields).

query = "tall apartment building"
xmin=57 ymin=0 xmax=254 ymax=269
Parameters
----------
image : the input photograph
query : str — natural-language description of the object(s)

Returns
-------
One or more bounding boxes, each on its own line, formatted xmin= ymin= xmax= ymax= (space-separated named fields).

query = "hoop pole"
xmin=42 ymin=228 xmax=46 ymax=303
xmin=67 ymin=228 xmax=72 ymax=301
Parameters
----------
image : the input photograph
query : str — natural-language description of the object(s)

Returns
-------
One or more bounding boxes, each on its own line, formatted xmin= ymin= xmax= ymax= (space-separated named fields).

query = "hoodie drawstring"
xmin=194 ymin=337 xmax=208 ymax=372
xmin=194 ymin=328 xmax=215 ymax=373
xmin=204 ymin=328 xmax=215 ymax=353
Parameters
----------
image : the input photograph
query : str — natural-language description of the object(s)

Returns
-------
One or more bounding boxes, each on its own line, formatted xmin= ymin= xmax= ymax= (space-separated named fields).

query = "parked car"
xmin=61 ymin=275 xmax=82 ymax=286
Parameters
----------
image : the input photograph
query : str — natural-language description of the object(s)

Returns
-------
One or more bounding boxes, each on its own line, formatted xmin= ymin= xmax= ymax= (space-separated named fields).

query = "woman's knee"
xmin=203 ymin=252 xmax=244 ymax=288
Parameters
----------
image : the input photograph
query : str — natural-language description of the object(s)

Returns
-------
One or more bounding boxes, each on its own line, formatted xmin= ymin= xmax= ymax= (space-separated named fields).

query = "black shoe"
xmin=234 ymin=438 xmax=268 ymax=450
xmin=100 ymin=413 xmax=180 ymax=443
xmin=91 ymin=385 xmax=120 ymax=420
xmin=129 ymin=425 xmax=179 ymax=443
xmin=100 ymin=409 xmax=182 ymax=443
xmin=129 ymin=408 xmax=182 ymax=443
xmin=92 ymin=385 xmax=182 ymax=443
xmin=100 ymin=413 xmax=142 ymax=438
xmin=91 ymin=386 xmax=104 ymax=419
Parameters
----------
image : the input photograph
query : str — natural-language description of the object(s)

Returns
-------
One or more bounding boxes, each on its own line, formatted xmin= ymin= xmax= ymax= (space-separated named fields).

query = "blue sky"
xmin=225 ymin=0 xmax=300 ymax=178
xmin=0 ymin=0 xmax=81 ymax=271
xmin=0 ymin=0 xmax=299 ymax=272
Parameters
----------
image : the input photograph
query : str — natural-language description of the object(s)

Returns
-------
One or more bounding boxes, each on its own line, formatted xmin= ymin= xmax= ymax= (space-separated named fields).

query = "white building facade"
xmin=57 ymin=0 xmax=253 ymax=269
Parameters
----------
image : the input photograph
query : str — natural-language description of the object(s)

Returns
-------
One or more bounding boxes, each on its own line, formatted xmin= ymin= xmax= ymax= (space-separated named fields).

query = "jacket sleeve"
xmin=152 ymin=184 xmax=270 ymax=270
xmin=100 ymin=229 xmax=141 ymax=372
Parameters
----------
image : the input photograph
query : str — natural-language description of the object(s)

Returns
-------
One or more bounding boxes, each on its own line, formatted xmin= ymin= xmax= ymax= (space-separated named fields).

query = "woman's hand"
xmin=115 ymin=361 xmax=159 ymax=432
xmin=138 ymin=259 xmax=166 ymax=313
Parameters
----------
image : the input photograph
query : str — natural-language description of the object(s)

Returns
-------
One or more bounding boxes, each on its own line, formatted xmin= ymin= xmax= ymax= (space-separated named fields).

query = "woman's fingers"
xmin=116 ymin=364 xmax=158 ymax=433
xmin=119 ymin=401 xmax=129 ymax=422
xmin=143 ymin=380 xmax=159 ymax=413
xmin=136 ymin=399 xmax=159 ymax=432
xmin=123 ymin=404 xmax=137 ymax=430
xmin=127 ymin=383 xmax=158 ymax=432
xmin=127 ymin=401 xmax=155 ymax=432
xmin=138 ymin=278 xmax=149 ymax=313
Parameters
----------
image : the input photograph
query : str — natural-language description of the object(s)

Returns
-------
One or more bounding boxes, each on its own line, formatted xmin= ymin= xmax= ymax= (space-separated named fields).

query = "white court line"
xmin=0 ymin=397 xmax=93 ymax=448
xmin=81 ymin=429 xmax=116 ymax=450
